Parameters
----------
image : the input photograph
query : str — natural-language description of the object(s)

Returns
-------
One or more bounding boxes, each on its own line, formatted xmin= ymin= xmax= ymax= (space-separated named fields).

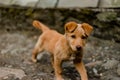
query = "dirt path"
xmin=0 ymin=30 xmax=120 ymax=80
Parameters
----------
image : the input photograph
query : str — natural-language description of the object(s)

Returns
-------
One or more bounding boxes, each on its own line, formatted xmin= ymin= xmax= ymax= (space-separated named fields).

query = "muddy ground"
xmin=0 ymin=29 xmax=120 ymax=80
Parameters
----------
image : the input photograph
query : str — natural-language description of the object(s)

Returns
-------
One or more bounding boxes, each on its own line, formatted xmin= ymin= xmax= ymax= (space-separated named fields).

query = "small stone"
xmin=99 ymin=73 xmax=103 ymax=77
xmin=92 ymin=58 xmax=96 ymax=62
xmin=104 ymin=47 xmax=109 ymax=50
xmin=3 ymin=76 xmax=9 ymax=79
xmin=93 ymin=68 xmax=98 ymax=75
xmin=8 ymin=65 xmax=13 ymax=68
xmin=2 ymin=74 xmax=19 ymax=80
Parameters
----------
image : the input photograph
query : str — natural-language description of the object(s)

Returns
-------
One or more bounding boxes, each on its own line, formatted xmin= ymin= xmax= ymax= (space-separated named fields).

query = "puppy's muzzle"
xmin=76 ymin=45 xmax=82 ymax=51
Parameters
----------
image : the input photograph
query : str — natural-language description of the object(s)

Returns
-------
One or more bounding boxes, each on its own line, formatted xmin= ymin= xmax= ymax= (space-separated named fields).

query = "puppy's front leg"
xmin=54 ymin=58 xmax=63 ymax=80
xmin=74 ymin=59 xmax=88 ymax=80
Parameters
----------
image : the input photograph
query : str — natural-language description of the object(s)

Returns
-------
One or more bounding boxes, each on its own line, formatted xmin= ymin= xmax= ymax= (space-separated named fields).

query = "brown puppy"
xmin=32 ymin=20 xmax=93 ymax=80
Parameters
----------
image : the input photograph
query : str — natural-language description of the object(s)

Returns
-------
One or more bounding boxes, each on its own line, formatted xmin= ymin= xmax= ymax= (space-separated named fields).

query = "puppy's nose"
xmin=76 ymin=45 xmax=82 ymax=51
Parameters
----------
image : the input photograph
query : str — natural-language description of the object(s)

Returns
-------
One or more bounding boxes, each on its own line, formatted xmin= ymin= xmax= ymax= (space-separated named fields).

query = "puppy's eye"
xmin=71 ymin=35 xmax=76 ymax=38
xmin=81 ymin=35 xmax=87 ymax=39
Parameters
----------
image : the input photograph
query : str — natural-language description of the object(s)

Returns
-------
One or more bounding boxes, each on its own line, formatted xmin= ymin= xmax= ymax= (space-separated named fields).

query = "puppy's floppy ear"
xmin=65 ymin=21 xmax=77 ymax=33
xmin=81 ymin=23 xmax=93 ymax=36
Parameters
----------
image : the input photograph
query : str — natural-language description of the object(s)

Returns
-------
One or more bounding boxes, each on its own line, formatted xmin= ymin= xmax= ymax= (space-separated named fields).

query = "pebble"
xmin=3 ymin=76 xmax=9 ymax=79
xmin=104 ymin=47 xmax=109 ymax=50
xmin=99 ymin=73 xmax=103 ymax=77
xmin=93 ymin=68 xmax=98 ymax=75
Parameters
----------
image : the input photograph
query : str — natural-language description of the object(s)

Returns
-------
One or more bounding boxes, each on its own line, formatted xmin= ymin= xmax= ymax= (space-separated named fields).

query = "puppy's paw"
xmin=31 ymin=58 xmax=37 ymax=63
xmin=56 ymin=77 xmax=64 ymax=80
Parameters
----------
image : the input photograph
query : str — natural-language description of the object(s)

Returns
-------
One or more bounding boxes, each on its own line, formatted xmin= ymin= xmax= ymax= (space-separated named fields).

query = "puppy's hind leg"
xmin=51 ymin=55 xmax=54 ymax=67
xmin=32 ymin=38 xmax=43 ymax=63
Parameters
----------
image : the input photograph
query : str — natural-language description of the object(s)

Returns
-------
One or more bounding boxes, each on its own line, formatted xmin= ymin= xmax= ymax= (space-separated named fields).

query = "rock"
xmin=96 ymin=12 xmax=117 ymax=22
xmin=2 ymin=74 xmax=19 ymax=80
xmin=102 ymin=59 xmax=119 ymax=69
xmin=93 ymin=68 xmax=98 ymax=75
xmin=117 ymin=64 xmax=120 ymax=76
xmin=0 ymin=67 xmax=26 ymax=79
xmin=85 ymin=61 xmax=102 ymax=67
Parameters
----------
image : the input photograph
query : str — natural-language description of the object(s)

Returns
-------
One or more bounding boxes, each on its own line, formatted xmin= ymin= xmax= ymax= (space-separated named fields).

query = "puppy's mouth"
xmin=70 ymin=46 xmax=82 ymax=52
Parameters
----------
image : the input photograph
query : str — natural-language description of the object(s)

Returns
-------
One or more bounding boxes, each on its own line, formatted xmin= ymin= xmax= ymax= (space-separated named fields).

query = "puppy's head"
xmin=65 ymin=21 xmax=93 ymax=52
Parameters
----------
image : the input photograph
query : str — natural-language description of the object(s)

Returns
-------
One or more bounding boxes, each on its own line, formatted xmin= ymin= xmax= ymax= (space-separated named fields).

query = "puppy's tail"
xmin=32 ymin=20 xmax=50 ymax=32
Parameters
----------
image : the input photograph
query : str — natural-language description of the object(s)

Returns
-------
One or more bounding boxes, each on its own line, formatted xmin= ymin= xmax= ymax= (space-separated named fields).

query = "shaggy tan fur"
xmin=32 ymin=20 xmax=93 ymax=80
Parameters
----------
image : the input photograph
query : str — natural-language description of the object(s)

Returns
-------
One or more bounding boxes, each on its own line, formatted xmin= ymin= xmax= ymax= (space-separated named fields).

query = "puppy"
xmin=32 ymin=20 xmax=93 ymax=80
